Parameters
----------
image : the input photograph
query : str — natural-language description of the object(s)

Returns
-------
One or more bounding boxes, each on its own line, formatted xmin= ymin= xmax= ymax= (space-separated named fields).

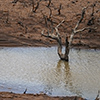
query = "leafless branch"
xmin=69 ymin=6 xmax=97 ymax=48
xmin=41 ymin=30 xmax=58 ymax=40
xmin=41 ymin=19 xmax=64 ymax=40
xmin=33 ymin=1 xmax=40 ymax=13
xmin=41 ymin=4 xmax=98 ymax=61
xmin=41 ymin=19 xmax=69 ymax=61
xmin=74 ymin=27 xmax=97 ymax=33
xmin=48 ymin=7 xmax=52 ymax=19
xmin=74 ymin=7 xmax=87 ymax=31
xmin=32 ymin=0 xmax=35 ymax=11
xmin=47 ymin=0 xmax=52 ymax=7
xmin=58 ymin=4 xmax=62 ymax=15
xmin=91 ymin=3 xmax=96 ymax=16
xmin=12 ymin=0 xmax=19 ymax=4
xmin=87 ymin=3 xmax=96 ymax=26
xmin=41 ymin=7 xmax=53 ymax=28
xmin=41 ymin=11 xmax=48 ymax=27
xmin=41 ymin=20 xmax=64 ymax=39
xmin=55 ymin=19 xmax=65 ymax=36
xmin=56 ymin=19 xmax=65 ymax=28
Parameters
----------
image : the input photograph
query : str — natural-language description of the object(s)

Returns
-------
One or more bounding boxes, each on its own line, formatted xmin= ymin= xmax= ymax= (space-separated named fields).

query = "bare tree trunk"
xmin=42 ymin=32 xmax=69 ymax=61
xmin=57 ymin=37 xmax=69 ymax=61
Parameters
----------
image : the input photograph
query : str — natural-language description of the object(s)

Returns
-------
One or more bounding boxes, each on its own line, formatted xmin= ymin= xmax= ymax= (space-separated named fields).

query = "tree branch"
xmin=58 ymin=4 xmax=62 ymax=15
xmin=47 ymin=0 xmax=52 ymax=7
xmin=69 ymin=6 xmax=97 ymax=48
xmin=12 ymin=0 xmax=19 ymax=4
xmin=33 ymin=1 xmax=40 ymax=13
xmin=74 ymin=27 xmax=97 ymax=33
xmin=74 ymin=7 xmax=87 ymax=31
xmin=41 ymin=30 xmax=58 ymax=40
xmin=56 ymin=19 xmax=65 ymax=28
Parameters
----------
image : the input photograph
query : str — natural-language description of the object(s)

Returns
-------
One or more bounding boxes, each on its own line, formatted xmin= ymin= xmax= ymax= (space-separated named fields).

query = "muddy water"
xmin=0 ymin=47 xmax=100 ymax=100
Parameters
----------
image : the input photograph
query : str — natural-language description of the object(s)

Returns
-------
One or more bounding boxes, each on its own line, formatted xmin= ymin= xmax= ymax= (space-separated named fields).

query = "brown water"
xmin=0 ymin=47 xmax=100 ymax=100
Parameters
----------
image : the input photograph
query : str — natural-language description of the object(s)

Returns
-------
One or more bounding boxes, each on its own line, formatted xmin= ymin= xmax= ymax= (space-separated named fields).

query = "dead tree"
xmin=41 ymin=7 xmax=96 ymax=61
xmin=41 ymin=20 xmax=69 ymax=61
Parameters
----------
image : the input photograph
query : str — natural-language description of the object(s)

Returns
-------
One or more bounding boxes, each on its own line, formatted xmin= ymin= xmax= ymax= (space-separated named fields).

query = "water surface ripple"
xmin=0 ymin=47 xmax=100 ymax=100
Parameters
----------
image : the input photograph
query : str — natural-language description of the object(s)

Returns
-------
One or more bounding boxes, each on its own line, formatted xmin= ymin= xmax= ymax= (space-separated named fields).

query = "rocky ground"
xmin=0 ymin=0 xmax=100 ymax=100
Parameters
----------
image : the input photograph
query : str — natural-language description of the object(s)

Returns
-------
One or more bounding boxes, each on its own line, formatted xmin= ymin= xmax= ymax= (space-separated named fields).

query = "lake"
xmin=0 ymin=47 xmax=100 ymax=100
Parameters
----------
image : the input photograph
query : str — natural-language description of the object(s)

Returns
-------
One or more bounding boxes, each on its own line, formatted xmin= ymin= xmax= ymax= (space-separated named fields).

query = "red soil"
xmin=0 ymin=0 xmax=100 ymax=49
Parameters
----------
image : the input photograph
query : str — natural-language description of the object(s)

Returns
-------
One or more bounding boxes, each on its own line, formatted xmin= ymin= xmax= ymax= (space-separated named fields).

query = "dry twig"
xmin=58 ymin=4 xmax=62 ymax=15
xmin=69 ymin=6 xmax=97 ymax=48
xmin=47 ymin=0 xmax=52 ymax=7
xmin=32 ymin=1 xmax=40 ymax=13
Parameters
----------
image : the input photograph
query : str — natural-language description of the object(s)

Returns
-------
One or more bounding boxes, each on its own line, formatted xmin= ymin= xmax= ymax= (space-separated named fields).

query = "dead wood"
xmin=47 ymin=0 xmax=52 ymax=7
xmin=69 ymin=6 xmax=97 ymax=48
xmin=32 ymin=1 xmax=40 ymax=13
xmin=41 ymin=5 xmax=97 ymax=61
xmin=41 ymin=19 xmax=69 ymax=61
xmin=58 ymin=4 xmax=62 ymax=15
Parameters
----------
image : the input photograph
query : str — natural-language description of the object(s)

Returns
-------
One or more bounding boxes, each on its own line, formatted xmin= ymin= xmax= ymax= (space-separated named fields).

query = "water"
xmin=0 ymin=47 xmax=100 ymax=100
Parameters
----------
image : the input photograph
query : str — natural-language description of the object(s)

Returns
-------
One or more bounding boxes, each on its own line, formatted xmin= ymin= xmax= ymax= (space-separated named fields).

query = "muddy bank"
xmin=0 ymin=92 xmax=85 ymax=100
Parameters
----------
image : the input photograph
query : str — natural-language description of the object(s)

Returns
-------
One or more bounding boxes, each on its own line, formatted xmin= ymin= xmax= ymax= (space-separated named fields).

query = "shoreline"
xmin=0 ymin=44 xmax=100 ymax=50
xmin=0 ymin=92 xmax=85 ymax=100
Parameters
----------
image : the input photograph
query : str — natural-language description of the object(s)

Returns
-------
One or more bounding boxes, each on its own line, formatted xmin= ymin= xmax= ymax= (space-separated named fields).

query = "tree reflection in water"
xmin=43 ymin=60 xmax=82 ymax=96
xmin=56 ymin=60 xmax=82 ymax=96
